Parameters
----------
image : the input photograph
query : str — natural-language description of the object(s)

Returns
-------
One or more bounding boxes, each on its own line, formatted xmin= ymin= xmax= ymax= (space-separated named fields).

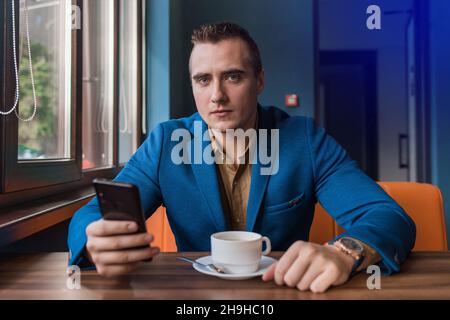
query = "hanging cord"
xmin=16 ymin=0 xmax=37 ymax=121
xmin=0 ymin=0 xmax=20 ymax=116
xmin=119 ymin=55 xmax=130 ymax=134
xmin=0 ymin=0 xmax=37 ymax=121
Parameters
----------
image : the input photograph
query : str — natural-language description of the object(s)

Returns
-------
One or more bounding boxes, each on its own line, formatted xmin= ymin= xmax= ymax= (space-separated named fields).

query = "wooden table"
xmin=0 ymin=252 xmax=449 ymax=300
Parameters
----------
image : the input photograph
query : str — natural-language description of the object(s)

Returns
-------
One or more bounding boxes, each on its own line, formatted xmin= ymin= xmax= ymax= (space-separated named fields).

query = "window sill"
xmin=0 ymin=186 xmax=95 ymax=247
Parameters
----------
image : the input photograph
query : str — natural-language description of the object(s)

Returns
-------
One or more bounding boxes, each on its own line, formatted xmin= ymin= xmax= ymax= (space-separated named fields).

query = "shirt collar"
xmin=208 ymin=111 xmax=259 ymax=164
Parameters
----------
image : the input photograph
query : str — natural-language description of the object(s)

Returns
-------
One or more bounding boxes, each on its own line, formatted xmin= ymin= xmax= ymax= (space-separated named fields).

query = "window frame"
xmin=2 ymin=0 xmax=83 ymax=193
xmin=0 ymin=0 xmax=145 ymax=209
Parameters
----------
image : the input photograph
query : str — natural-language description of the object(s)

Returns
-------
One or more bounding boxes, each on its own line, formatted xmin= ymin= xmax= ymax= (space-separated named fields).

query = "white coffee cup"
xmin=211 ymin=231 xmax=271 ymax=274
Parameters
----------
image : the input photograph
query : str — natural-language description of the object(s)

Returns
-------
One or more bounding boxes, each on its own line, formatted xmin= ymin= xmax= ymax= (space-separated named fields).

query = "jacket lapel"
xmin=246 ymin=106 xmax=274 ymax=231
xmin=189 ymin=117 xmax=227 ymax=231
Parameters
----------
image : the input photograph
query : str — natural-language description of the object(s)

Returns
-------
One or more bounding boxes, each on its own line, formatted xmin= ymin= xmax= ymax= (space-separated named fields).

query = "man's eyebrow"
xmin=221 ymin=69 xmax=246 ymax=75
xmin=191 ymin=73 xmax=210 ymax=81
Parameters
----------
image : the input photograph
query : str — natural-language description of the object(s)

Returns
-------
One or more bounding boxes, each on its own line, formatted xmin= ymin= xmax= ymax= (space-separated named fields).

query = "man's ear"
xmin=256 ymin=69 xmax=265 ymax=95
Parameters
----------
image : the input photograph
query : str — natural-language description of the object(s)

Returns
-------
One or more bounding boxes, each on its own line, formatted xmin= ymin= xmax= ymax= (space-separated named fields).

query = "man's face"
xmin=190 ymin=38 xmax=264 ymax=131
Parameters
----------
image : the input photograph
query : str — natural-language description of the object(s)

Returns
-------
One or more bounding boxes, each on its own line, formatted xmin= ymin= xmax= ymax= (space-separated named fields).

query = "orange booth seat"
xmin=146 ymin=182 xmax=448 ymax=252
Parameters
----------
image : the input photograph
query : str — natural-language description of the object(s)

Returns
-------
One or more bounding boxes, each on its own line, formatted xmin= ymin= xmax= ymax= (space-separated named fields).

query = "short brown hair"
xmin=190 ymin=22 xmax=263 ymax=76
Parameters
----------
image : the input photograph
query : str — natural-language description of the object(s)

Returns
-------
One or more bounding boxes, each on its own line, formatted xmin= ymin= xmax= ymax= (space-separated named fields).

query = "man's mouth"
xmin=210 ymin=109 xmax=232 ymax=117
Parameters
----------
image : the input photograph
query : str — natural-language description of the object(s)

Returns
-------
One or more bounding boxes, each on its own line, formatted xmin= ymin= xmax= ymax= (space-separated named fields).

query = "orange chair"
xmin=146 ymin=206 xmax=177 ymax=252
xmin=147 ymin=182 xmax=448 ymax=252
xmin=310 ymin=182 xmax=447 ymax=251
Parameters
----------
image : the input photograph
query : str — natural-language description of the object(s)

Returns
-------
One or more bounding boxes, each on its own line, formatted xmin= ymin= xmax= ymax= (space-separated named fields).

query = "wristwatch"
xmin=330 ymin=237 xmax=366 ymax=275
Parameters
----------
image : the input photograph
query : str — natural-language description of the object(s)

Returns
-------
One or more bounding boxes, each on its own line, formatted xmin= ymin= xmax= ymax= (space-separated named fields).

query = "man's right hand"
xmin=85 ymin=219 xmax=160 ymax=277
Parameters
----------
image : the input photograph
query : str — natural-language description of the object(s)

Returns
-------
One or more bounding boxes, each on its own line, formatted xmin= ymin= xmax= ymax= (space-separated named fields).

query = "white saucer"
xmin=192 ymin=255 xmax=277 ymax=280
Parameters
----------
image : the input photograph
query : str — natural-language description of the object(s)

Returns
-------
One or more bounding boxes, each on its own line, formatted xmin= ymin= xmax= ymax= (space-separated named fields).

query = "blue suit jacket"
xmin=68 ymin=106 xmax=416 ymax=273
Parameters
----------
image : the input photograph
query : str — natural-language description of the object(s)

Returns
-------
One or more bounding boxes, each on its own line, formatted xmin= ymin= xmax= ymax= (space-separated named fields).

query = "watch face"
xmin=340 ymin=238 xmax=364 ymax=253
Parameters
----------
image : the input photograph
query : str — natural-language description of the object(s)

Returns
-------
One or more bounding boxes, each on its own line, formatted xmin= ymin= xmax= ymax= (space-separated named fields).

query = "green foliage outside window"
xmin=18 ymin=41 xmax=57 ymax=159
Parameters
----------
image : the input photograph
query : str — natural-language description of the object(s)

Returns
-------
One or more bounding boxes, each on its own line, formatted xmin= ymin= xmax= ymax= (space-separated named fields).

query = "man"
xmin=68 ymin=22 xmax=416 ymax=293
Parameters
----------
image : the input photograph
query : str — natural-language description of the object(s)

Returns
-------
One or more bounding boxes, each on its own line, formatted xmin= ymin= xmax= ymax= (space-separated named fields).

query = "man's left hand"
xmin=262 ymin=240 xmax=355 ymax=293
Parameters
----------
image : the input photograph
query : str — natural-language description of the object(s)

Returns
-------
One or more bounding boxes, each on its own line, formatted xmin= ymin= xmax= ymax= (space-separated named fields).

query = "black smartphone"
xmin=93 ymin=178 xmax=148 ymax=234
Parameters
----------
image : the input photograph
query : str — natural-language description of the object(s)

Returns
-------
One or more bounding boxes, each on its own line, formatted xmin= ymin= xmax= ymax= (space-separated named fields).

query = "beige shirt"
xmin=208 ymin=115 xmax=257 ymax=231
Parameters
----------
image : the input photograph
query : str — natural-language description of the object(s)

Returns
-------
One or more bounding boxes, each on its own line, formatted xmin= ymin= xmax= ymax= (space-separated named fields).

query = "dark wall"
xmin=429 ymin=0 xmax=450 ymax=247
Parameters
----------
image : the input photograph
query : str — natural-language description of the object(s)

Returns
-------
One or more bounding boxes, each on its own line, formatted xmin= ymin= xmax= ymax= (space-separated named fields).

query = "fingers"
xmin=85 ymin=219 xmax=161 ymax=278
xmin=309 ymin=269 xmax=339 ymax=293
xmin=282 ymin=255 xmax=311 ymax=288
xmin=274 ymin=241 xmax=306 ymax=285
xmin=262 ymin=262 xmax=277 ymax=281
xmin=93 ymin=246 xmax=160 ymax=278
xmin=87 ymin=233 xmax=154 ymax=252
xmin=92 ymin=247 xmax=160 ymax=265
xmin=296 ymin=260 xmax=326 ymax=291
xmin=264 ymin=241 xmax=351 ymax=293
xmin=86 ymin=219 xmax=138 ymax=237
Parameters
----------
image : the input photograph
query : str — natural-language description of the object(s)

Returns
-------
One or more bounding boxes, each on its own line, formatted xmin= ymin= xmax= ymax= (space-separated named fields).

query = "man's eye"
xmin=227 ymin=74 xmax=242 ymax=82
xmin=197 ymin=77 xmax=210 ymax=85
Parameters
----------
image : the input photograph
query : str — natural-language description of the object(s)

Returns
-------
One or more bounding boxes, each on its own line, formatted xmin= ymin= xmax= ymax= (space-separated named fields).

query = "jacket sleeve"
xmin=306 ymin=118 xmax=416 ymax=274
xmin=67 ymin=124 xmax=165 ymax=268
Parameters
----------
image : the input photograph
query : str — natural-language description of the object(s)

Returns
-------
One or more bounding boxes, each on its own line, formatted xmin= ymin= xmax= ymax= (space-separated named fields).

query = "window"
xmin=81 ymin=0 xmax=115 ymax=170
xmin=18 ymin=0 xmax=72 ymax=160
xmin=82 ymin=0 xmax=144 ymax=170
xmin=1 ymin=0 xmax=81 ymax=193
xmin=119 ymin=0 xmax=141 ymax=165
xmin=0 ymin=0 xmax=145 ymax=208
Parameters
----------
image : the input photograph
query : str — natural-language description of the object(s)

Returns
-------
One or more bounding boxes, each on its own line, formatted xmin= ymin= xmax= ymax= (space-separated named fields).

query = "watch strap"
xmin=328 ymin=238 xmax=365 ymax=276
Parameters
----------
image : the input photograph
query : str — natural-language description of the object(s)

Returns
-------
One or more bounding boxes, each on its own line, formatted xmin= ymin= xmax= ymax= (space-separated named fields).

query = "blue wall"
xmin=146 ymin=0 xmax=171 ymax=131
xmin=429 ymin=0 xmax=450 ymax=247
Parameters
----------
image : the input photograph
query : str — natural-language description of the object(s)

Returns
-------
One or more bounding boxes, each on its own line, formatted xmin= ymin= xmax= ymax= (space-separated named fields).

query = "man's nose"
xmin=211 ymin=81 xmax=228 ymax=104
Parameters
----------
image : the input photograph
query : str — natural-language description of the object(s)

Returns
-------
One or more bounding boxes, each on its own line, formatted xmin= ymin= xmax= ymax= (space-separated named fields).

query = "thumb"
xmin=262 ymin=262 xmax=277 ymax=282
